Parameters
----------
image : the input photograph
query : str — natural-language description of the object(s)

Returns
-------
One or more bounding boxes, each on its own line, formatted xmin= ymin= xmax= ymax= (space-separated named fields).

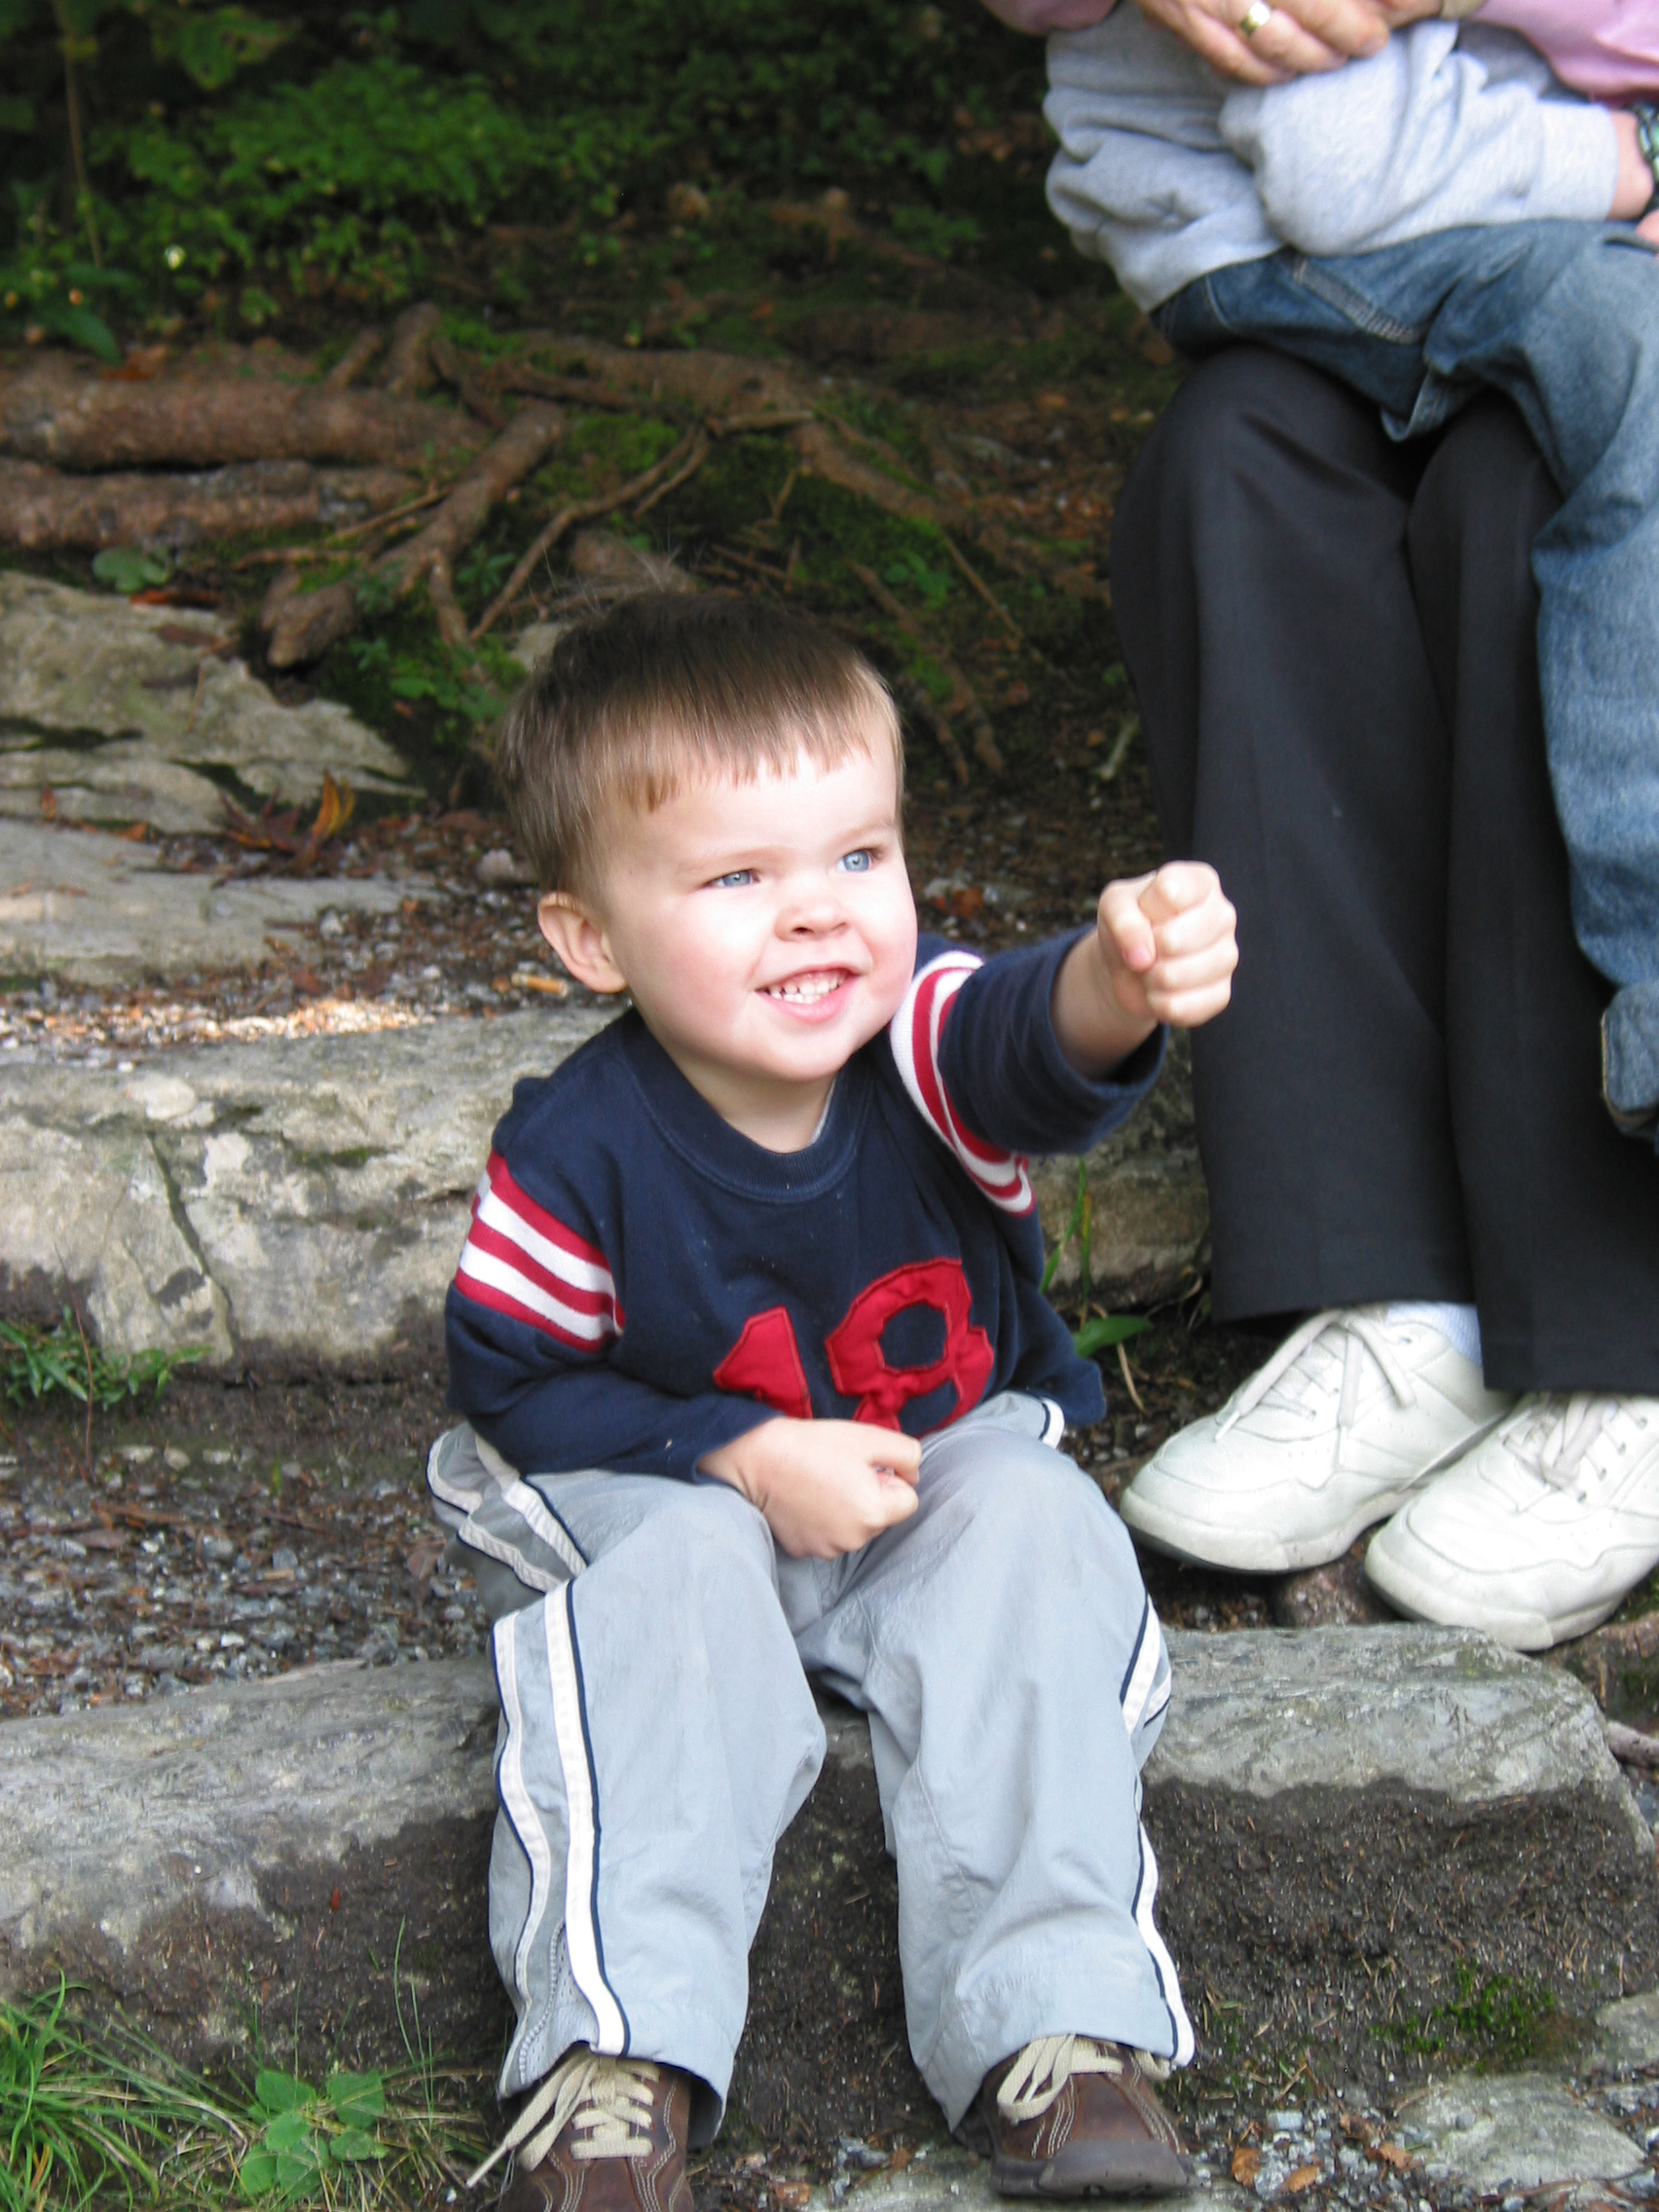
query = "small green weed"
xmin=238 ymin=2070 xmax=385 ymax=2204
xmin=1041 ymin=1161 xmax=1151 ymax=1363
xmin=0 ymin=1310 xmax=203 ymax=1411
xmin=92 ymin=546 xmax=170 ymax=595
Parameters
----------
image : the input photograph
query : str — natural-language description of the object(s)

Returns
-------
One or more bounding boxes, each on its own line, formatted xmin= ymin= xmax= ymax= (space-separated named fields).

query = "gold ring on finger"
xmin=1239 ymin=1 xmax=1272 ymax=35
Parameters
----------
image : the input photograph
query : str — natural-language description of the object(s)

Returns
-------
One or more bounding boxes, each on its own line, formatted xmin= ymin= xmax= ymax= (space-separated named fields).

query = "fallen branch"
xmin=0 ymin=457 xmax=417 ymax=552
xmin=430 ymin=333 xmax=507 ymax=429
xmin=893 ymin=674 xmax=972 ymax=789
xmin=264 ymin=402 xmax=563 ymax=667
xmin=470 ymin=427 xmax=702 ymax=642
xmin=1607 ymin=1721 xmax=1659 ymax=1771
xmin=632 ymin=429 xmax=710 ymax=517
xmin=849 ymin=561 xmax=1003 ymax=776
xmin=0 ymin=357 xmax=476 ymax=470
xmin=940 ymin=534 xmax=1020 ymax=642
xmin=380 ymin=301 xmax=443 ymax=397
xmin=325 ymin=327 xmax=384 ymax=389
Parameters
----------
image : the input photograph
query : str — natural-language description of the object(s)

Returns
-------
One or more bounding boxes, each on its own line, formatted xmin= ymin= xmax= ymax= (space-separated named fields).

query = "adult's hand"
xmin=1134 ymin=0 xmax=1436 ymax=86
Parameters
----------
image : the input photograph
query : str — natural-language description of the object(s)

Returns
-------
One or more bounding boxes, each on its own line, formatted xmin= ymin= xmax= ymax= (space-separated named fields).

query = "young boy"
xmin=429 ymin=591 xmax=1238 ymax=2207
xmin=1017 ymin=0 xmax=1659 ymax=1150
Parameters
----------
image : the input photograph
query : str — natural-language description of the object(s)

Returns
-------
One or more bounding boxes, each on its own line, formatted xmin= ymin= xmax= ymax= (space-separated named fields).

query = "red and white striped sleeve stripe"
xmin=453 ymin=1153 xmax=623 ymax=1354
xmin=889 ymin=951 xmax=1035 ymax=1217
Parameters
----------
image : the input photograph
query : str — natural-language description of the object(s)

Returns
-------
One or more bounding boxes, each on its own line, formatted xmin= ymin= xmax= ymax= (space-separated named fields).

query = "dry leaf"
xmin=1369 ymin=2143 xmax=1417 ymax=2173
xmin=1232 ymin=2147 xmax=1262 ymax=2186
xmin=774 ymin=2186 xmax=812 ymax=2208
xmin=1283 ymin=2164 xmax=1322 ymax=2194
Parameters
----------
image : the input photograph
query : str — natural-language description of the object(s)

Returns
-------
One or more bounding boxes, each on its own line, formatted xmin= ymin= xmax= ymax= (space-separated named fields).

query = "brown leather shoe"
xmin=965 ymin=2035 xmax=1193 ymax=2197
xmin=470 ymin=2049 xmax=694 ymax=2212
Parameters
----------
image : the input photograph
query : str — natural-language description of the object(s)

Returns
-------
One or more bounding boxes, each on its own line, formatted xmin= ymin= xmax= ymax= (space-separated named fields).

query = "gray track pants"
xmin=426 ymin=1393 xmax=1192 ymax=2142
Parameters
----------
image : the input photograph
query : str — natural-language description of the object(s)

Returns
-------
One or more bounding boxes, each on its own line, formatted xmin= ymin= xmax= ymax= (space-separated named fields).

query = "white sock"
xmin=1386 ymin=1301 xmax=1483 ymax=1368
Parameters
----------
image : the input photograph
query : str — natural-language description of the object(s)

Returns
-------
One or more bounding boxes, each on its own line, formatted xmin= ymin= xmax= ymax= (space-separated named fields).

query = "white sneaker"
xmin=1364 ymin=1394 xmax=1659 ymax=1649
xmin=1118 ymin=1307 xmax=1513 ymax=1573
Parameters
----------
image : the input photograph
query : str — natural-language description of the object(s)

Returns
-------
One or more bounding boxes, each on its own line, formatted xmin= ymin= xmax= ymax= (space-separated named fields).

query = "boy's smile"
xmin=538 ymin=737 xmax=917 ymax=1153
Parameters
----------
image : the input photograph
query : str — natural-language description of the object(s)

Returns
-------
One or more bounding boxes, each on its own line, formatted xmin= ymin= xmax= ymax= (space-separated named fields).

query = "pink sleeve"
xmin=1473 ymin=0 xmax=1659 ymax=102
xmin=977 ymin=0 xmax=1119 ymax=27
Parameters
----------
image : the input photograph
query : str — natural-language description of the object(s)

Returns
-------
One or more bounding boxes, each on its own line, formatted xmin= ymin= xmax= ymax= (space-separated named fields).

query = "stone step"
xmin=1 ymin=1627 xmax=1648 ymax=2154
xmin=0 ymin=1010 xmax=1206 ymax=1364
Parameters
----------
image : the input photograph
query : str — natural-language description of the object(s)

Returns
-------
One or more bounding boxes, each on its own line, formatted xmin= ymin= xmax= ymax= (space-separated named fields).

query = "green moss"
xmin=1375 ymin=1965 xmax=1577 ymax=2072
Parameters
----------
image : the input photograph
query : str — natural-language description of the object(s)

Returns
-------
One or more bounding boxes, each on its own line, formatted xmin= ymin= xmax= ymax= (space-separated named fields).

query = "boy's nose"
xmin=778 ymin=883 xmax=848 ymax=935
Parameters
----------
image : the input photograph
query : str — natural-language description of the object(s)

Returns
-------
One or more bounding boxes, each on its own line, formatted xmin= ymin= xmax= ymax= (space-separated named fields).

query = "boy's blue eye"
xmin=838 ymin=849 xmax=874 ymax=873
xmin=710 ymin=869 xmax=756 ymax=889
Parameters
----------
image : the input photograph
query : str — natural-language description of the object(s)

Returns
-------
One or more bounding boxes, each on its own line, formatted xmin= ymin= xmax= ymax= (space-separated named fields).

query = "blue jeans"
xmin=1157 ymin=221 xmax=1659 ymax=1133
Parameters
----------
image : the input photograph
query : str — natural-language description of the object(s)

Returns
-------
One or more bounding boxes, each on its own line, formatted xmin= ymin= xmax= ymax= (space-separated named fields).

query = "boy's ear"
xmin=537 ymin=893 xmax=628 ymax=995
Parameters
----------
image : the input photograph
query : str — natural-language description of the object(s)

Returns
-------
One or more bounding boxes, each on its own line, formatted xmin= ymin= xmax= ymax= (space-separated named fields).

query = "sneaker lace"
xmin=1219 ymin=1309 xmax=1417 ymax=1444
xmin=465 ymin=2049 xmax=660 ymax=2189
xmin=1501 ymin=1394 xmax=1653 ymax=1502
xmin=996 ymin=2036 xmax=1170 ymax=2126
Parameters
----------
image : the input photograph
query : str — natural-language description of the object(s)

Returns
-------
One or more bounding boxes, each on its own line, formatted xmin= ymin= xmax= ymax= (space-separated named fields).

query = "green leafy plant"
xmin=0 ymin=1 xmax=1044 ymax=326
xmin=0 ymin=1310 xmax=203 ymax=1410
xmin=0 ymin=257 xmax=134 ymax=360
xmin=237 ymin=2070 xmax=385 ymax=2204
xmin=91 ymin=545 xmax=170 ymax=594
xmin=1072 ymin=1311 xmax=1149 ymax=1362
xmin=883 ymin=548 xmax=954 ymax=608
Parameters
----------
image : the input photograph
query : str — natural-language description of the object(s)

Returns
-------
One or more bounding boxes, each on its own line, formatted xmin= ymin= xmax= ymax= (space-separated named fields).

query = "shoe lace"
xmin=996 ymin=2036 xmax=1170 ymax=2126
xmin=465 ymin=2049 xmax=660 ymax=2189
xmin=1219 ymin=1309 xmax=1417 ymax=1443
xmin=1501 ymin=1394 xmax=1654 ymax=1502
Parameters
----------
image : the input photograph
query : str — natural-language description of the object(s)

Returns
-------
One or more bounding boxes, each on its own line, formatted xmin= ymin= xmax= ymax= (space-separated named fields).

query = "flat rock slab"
xmin=800 ymin=2146 xmax=1243 ymax=2212
xmin=1404 ymin=2076 xmax=1643 ymax=2193
xmin=0 ymin=572 xmax=416 ymax=833
xmin=1145 ymin=1629 xmax=1659 ymax=2083
xmin=0 ymin=1004 xmax=1203 ymax=1366
xmin=2 ymin=1627 xmax=1651 ymax=2147
xmin=1596 ymin=1991 xmax=1659 ymax=2073
xmin=0 ymin=1003 xmax=609 ymax=1362
xmin=0 ymin=819 xmax=420 ymax=986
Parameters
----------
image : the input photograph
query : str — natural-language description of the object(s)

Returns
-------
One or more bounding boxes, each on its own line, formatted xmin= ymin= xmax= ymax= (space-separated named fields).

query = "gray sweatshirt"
xmin=1044 ymin=13 xmax=1618 ymax=309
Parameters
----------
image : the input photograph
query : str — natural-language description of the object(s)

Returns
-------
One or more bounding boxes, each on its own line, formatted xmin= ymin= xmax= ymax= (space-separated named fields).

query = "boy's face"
xmin=540 ymin=734 xmax=917 ymax=1148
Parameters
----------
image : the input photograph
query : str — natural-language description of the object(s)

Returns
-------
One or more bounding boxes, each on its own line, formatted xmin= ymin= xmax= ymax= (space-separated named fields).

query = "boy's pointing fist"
xmin=1053 ymin=860 xmax=1238 ymax=1076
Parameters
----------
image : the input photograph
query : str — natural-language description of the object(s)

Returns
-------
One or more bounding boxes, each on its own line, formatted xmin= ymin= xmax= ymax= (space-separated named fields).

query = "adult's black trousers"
xmin=1111 ymin=346 xmax=1659 ymax=1393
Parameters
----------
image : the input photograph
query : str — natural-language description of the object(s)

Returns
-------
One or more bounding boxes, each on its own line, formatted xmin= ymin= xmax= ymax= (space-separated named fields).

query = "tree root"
xmin=471 ymin=426 xmax=706 ymax=642
xmin=263 ymin=402 xmax=562 ymax=667
xmin=850 ymin=561 xmax=1004 ymax=776
xmin=0 ymin=457 xmax=418 ymax=552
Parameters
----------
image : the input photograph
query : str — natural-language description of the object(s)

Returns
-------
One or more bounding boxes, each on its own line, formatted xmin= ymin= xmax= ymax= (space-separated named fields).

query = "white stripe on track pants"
xmin=426 ymin=1391 xmax=1192 ymax=2143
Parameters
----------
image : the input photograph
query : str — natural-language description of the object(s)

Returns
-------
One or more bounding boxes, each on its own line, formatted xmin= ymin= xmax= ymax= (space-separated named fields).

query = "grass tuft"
xmin=0 ymin=1985 xmax=491 ymax=2212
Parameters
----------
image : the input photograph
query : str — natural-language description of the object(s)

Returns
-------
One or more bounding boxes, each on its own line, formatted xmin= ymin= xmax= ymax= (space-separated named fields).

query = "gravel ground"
xmin=0 ymin=1307 xmax=1281 ymax=1725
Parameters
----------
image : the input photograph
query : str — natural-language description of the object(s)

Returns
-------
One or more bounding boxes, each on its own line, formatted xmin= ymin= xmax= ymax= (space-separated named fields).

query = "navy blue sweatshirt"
xmin=445 ymin=932 xmax=1162 ymax=1479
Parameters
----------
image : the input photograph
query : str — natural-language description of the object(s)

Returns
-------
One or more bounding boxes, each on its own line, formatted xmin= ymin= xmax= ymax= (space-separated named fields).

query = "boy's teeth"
xmin=768 ymin=974 xmax=839 ymax=1003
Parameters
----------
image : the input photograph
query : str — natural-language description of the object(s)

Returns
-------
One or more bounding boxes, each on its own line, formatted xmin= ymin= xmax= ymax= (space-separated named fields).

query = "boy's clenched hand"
xmin=1053 ymin=860 xmax=1238 ymax=1076
xmin=700 ymin=1418 xmax=921 ymax=1559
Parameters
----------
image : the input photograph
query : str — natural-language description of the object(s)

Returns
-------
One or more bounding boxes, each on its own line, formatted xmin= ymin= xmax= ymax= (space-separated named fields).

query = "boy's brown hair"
xmin=493 ymin=590 xmax=903 ymax=897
